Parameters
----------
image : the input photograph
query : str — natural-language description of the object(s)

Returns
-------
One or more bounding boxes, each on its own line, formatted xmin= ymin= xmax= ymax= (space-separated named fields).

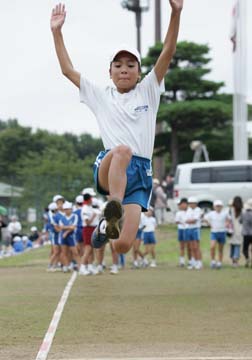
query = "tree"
xmin=142 ymin=41 xmax=233 ymax=172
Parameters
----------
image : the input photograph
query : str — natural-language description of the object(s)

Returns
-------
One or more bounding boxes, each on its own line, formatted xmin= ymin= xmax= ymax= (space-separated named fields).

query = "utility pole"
xmin=121 ymin=0 xmax=150 ymax=55
xmin=231 ymin=0 xmax=248 ymax=160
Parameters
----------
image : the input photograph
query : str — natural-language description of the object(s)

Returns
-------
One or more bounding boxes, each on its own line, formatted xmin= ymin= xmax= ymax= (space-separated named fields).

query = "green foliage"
xmin=0 ymin=119 xmax=102 ymax=218
xmin=142 ymin=41 xmax=234 ymax=171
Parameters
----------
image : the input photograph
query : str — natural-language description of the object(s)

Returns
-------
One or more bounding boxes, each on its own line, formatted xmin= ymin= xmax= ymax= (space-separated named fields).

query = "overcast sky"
xmin=1 ymin=0 xmax=251 ymax=137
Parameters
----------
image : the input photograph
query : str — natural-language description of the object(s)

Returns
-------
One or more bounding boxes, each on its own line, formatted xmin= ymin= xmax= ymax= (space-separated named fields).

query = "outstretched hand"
xmin=169 ymin=0 xmax=183 ymax=12
xmin=50 ymin=3 xmax=66 ymax=32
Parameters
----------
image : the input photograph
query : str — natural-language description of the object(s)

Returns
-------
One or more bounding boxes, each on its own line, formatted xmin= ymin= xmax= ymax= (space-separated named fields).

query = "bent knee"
xmin=112 ymin=145 xmax=133 ymax=161
xmin=114 ymin=241 xmax=131 ymax=254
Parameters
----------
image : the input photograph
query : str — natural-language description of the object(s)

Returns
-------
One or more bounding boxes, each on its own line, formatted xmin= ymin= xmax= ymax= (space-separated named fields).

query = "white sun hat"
xmin=188 ymin=196 xmax=198 ymax=204
xmin=62 ymin=201 xmax=73 ymax=210
xmin=75 ymin=195 xmax=84 ymax=204
xmin=109 ymin=44 xmax=141 ymax=65
xmin=213 ymin=199 xmax=223 ymax=207
xmin=82 ymin=188 xmax=96 ymax=196
xmin=48 ymin=202 xmax=57 ymax=211
xmin=53 ymin=194 xmax=64 ymax=202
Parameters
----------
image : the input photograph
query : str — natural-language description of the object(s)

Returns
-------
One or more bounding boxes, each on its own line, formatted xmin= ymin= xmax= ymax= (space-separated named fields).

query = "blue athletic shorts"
xmin=178 ymin=228 xmax=187 ymax=242
xmin=136 ymin=229 xmax=143 ymax=240
xmin=75 ymin=228 xmax=83 ymax=243
xmin=185 ymin=228 xmax=201 ymax=241
xmin=230 ymin=244 xmax=240 ymax=259
xmin=61 ymin=234 xmax=77 ymax=247
xmin=211 ymin=231 xmax=226 ymax=244
xmin=51 ymin=232 xmax=60 ymax=246
xmin=143 ymin=231 xmax=156 ymax=245
xmin=93 ymin=150 xmax=153 ymax=212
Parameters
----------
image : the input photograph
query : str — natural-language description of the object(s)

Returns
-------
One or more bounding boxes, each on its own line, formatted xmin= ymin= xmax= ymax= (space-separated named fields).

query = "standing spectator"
xmin=142 ymin=207 xmax=157 ymax=268
xmin=153 ymin=178 xmax=167 ymax=225
xmin=175 ymin=198 xmax=189 ymax=267
xmin=74 ymin=195 xmax=84 ymax=256
xmin=7 ymin=216 xmax=22 ymax=244
xmin=229 ymin=196 xmax=243 ymax=267
xmin=59 ymin=201 xmax=81 ymax=272
xmin=79 ymin=188 xmax=101 ymax=275
xmin=240 ymin=198 xmax=252 ymax=268
xmin=204 ymin=200 xmax=230 ymax=269
xmin=132 ymin=213 xmax=145 ymax=268
xmin=185 ymin=197 xmax=203 ymax=270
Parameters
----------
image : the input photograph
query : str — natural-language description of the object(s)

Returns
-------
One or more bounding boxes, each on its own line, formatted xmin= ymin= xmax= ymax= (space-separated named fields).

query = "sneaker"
xmin=132 ymin=260 xmax=140 ymax=269
xmin=216 ymin=262 xmax=222 ymax=269
xmin=210 ymin=261 xmax=216 ymax=269
xmin=97 ymin=264 xmax=104 ymax=274
xmin=63 ymin=266 xmax=70 ymax=273
xmin=79 ymin=265 xmax=91 ymax=276
xmin=142 ymin=258 xmax=149 ymax=268
xmin=150 ymin=260 xmax=157 ymax=268
xmin=195 ymin=261 xmax=203 ymax=270
xmin=110 ymin=264 xmax=119 ymax=275
xmin=91 ymin=218 xmax=108 ymax=249
xmin=46 ymin=266 xmax=56 ymax=272
xmin=104 ymin=198 xmax=123 ymax=239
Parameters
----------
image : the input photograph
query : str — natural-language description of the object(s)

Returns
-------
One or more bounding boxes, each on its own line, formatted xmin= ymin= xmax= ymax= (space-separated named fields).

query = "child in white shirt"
xmin=204 ymin=199 xmax=230 ymax=269
xmin=142 ymin=207 xmax=157 ymax=268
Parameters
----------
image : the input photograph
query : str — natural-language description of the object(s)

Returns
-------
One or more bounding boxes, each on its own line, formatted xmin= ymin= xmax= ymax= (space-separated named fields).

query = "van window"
xmin=191 ymin=166 xmax=252 ymax=183
xmin=191 ymin=168 xmax=211 ymax=183
xmin=174 ymin=169 xmax=180 ymax=185
xmin=212 ymin=166 xmax=249 ymax=182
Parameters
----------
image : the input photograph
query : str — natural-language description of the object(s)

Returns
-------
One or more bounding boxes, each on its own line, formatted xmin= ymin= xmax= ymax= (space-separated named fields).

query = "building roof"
xmin=0 ymin=182 xmax=23 ymax=198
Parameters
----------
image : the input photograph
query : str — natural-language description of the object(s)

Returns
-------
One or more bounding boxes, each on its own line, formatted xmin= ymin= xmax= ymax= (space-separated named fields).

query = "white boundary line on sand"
xmin=35 ymin=271 xmax=77 ymax=360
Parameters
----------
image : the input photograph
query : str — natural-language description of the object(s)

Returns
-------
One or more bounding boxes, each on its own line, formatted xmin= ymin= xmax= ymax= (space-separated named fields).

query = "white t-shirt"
xmin=142 ymin=215 xmax=157 ymax=232
xmin=204 ymin=210 xmax=229 ymax=232
xmin=185 ymin=207 xmax=202 ymax=229
xmin=79 ymin=69 xmax=164 ymax=159
xmin=81 ymin=204 xmax=101 ymax=227
xmin=175 ymin=210 xmax=188 ymax=230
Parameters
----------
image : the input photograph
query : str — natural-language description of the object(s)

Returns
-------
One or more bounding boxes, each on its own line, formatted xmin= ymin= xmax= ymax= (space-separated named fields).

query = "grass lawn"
xmin=1 ymin=226 xmax=252 ymax=359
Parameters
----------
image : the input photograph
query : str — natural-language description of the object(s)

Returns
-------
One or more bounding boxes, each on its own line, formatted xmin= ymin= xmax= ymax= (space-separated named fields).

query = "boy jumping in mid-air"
xmin=51 ymin=0 xmax=183 ymax=254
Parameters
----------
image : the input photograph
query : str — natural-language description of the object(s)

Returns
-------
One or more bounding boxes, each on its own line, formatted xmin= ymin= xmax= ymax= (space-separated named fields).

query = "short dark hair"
xmin=84 ymin=194 xmax=91 ymax=201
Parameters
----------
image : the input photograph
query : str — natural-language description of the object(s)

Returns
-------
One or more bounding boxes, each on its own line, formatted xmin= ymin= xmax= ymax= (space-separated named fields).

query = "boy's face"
xmin=189 ymin=202 xmax=197 ymax=209
xmin=110 ymin=51 xmax=141 ymax=93
xmin=179 ymin=202 xmax=188 ymax=211
xmin=214 ymin=205 xmax=222 ymax=213
xmin=64 ymin=208 xmax=72 ymax=216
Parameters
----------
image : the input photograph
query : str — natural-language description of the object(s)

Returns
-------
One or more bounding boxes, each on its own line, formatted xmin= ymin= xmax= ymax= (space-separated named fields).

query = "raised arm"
xmin=154 ymin=0 xmax=183 ymax=84
xmin=51 ymin=3 xmax=80 ymax=88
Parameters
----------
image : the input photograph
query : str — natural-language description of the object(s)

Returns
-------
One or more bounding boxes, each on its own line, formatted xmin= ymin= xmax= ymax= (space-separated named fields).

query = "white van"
xmin=174 ymin=160 xmax=252 ymax=210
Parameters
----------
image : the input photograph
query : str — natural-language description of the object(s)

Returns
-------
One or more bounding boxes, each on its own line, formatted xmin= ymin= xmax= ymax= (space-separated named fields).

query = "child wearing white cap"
xmin=142 ymin=207 xmax=158 ymax=268
xmin=175 ymin=198 xmax=189 ymax=267
xmin=185 ymin=197 xmax=203 ymax=270
xmin=204 ymin=200 xmax=230 ymax=269
xmin=59 ymin=201 xmax=81 ymax=272
xmin=50 ymin=1 xmax=183 ymax=255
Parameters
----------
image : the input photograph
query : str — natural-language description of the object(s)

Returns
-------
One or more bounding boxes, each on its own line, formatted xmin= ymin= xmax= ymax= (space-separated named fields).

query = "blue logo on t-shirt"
xmin=134 ymin=105 xmax=148 ymax=113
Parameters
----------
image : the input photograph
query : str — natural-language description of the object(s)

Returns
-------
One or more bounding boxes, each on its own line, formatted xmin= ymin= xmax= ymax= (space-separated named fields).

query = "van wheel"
xmin=198 ymin=202 xmax=213 ymax=215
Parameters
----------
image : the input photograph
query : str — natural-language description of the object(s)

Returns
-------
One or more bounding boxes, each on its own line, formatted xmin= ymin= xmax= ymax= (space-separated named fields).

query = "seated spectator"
xmin=13 ymin=236 xmax=25 ymax=253
xmin=22 ymin=235 xmax=33 ymax=250
xmin=29 ymin=226 xmax=41 ymax=245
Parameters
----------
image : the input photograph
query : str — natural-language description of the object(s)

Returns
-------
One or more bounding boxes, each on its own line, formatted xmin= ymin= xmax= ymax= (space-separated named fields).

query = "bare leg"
xmin=112 ymin=204 xmax=141 ymax=254
xmin=210 ymin=240 xmax=216 ymax=261
xmin=98 ymin=145 xmax=132 ymax=200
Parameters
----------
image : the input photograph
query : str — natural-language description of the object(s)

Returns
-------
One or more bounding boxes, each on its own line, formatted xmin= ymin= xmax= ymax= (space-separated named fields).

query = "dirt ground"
xmin=1 ymin=229 xmax=252 ymax=360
